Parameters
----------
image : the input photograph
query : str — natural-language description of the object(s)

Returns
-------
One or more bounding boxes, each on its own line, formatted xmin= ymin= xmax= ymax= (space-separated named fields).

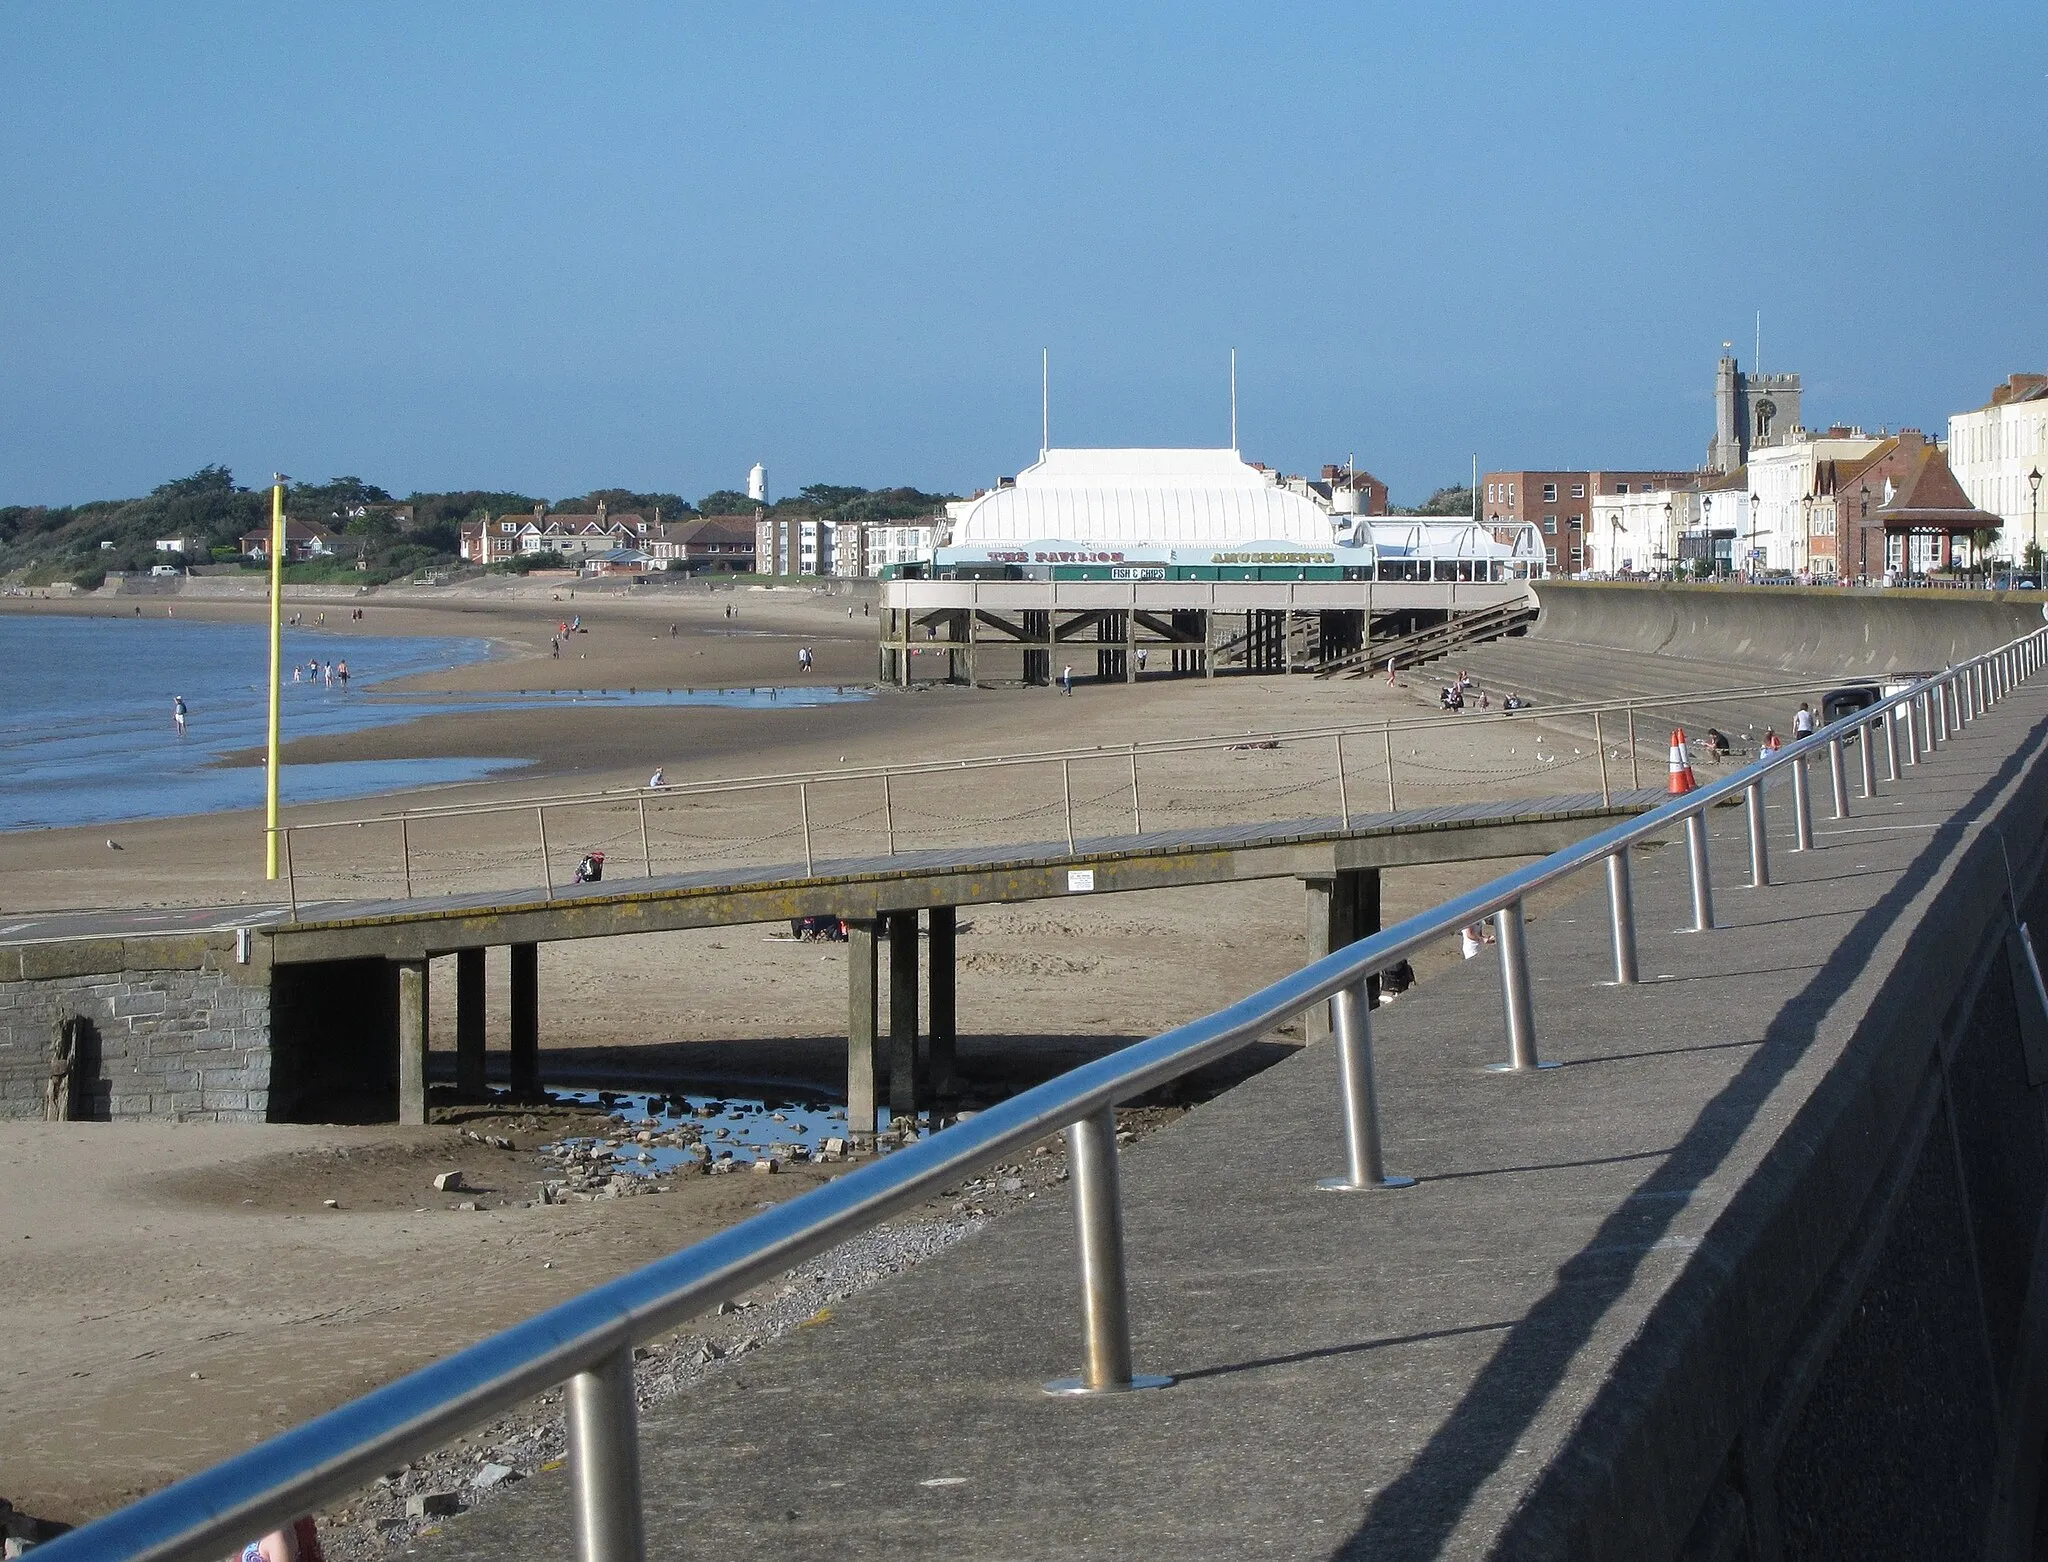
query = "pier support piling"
xmin=455 ymin=947 xmax=486 ymax=1098
xmin=509 ymin=942 xmax=540 ymax=1100
xmin=397 ymin=958 xmax=429 ymax=1126
xmin=846 ymin=918 xmax=880 ymax=1139
xmin=1303 ymin=869 xmax=1381 ymax=1040
xmin=928 ymin=906 xmax=957 ymax=1095
xmin=886 ymin=910 xmax=921 ymax=1123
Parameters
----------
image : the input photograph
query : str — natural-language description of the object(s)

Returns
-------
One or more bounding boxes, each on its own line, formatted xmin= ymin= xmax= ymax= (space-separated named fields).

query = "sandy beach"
xmin=0 ymin=584 xmax=1626 ymax=1529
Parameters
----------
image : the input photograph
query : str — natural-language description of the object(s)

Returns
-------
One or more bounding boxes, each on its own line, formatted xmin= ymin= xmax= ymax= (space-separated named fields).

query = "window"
xmin=1544 ymin=546 xmax=1558 ymax=566
xmin=1508 ymin=483 xmax=1516 ymax=503
xmin=1570 ymin=545 xmax=1584 ymax=561
xmin=1569 ymin=515 xmax=1583 ymax=529
xmin=1542 ymin=516 xmax=1558 ymax=534
xmin=1542 ymin=483 xmax=1558 ymax=502
xmin=1616 ymin=482 xmax=1630 ymax=494
xmin=1571 ymin=484 xmax=1585 ymax=498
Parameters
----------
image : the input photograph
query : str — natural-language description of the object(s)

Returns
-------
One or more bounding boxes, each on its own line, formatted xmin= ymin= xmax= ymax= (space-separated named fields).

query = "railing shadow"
xmin=1334 ymin=705 xmax=2048 ymax=1560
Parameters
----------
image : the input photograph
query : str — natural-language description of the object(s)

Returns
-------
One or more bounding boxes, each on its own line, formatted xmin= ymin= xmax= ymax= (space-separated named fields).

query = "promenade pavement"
xmin=406 ymin=683 xmax=2048 ymax=1560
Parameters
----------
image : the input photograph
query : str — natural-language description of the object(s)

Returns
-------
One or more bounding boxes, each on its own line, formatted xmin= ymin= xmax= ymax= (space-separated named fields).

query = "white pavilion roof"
xmin=950 ymin=448 xmax=1339 ymax=548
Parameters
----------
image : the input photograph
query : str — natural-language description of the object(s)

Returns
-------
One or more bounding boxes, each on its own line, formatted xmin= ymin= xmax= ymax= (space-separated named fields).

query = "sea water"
xmin=0 ymin=615 xmax=872 ymax=829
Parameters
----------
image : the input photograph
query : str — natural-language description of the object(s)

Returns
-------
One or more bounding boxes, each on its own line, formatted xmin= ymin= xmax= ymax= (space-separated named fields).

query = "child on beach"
xmin=172 ymin=695 xmax=187 ymax=734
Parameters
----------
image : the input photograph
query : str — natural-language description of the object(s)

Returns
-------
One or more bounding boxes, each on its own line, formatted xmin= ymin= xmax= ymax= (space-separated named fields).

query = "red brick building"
xmin=1812 ymin=431 xmax=2002 ymax=581
xmin=1482 ymin=469 xmax=1697 ymax=571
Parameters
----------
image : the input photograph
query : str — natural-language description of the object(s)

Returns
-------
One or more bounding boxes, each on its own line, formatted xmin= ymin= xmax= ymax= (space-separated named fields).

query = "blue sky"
xmin=3 ymin=1 xmax=2041 ymax=508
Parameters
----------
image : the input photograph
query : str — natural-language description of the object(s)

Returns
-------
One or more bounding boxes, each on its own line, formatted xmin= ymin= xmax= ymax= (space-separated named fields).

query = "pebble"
xmin=323 ymin=1199 xmax=339 ymax=1208
xmin=432 ymin=1171 xmax=466 ymax=1193
xmin=406 ymin=1491 xmax=461 ymax=1518
xmin=456 ymin=1201 xmax=479 ymax=1212
xmin=470 ymin=1463 xmax=516 ymax=1491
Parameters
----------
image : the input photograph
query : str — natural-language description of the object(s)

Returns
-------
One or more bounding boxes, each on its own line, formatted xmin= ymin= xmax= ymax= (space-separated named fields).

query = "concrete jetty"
xmin=404 ymin=677 xmax=2048 ymax=1558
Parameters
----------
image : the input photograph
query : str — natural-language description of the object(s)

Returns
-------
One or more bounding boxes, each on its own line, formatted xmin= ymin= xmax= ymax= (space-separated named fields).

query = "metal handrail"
xmin=43 ymin=629 xmax=2043 ymax=1562
xmin=286 ymin=675 xmax=1831 ymax=830
xmin=276 ymin=676 xmax=1854 ymax=913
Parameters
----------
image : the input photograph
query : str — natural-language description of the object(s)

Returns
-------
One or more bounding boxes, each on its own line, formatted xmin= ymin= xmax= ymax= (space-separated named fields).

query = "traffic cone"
xmin=1667 ymin=729 xmax=1697 ymax=794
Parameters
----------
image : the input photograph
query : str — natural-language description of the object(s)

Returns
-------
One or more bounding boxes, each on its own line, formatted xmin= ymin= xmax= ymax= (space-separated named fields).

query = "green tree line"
xmin=0 ymin=469 xmax=957 ymax=588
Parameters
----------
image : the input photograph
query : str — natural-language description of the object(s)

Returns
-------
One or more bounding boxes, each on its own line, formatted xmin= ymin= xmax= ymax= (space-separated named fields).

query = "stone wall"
xmin=0 ymin=933 xmax=271 ymax=1121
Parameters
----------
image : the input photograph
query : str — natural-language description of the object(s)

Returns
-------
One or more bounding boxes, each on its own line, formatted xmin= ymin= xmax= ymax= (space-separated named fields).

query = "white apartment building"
xmin=1586 ymin=490 xmax=1701 ymax=575
xmin=1746 ymin=431 xmax=1885 ymax=575
xmin=1949 ymin=374 xmax=2048 ymax=559
xmin=829 ymin=520 xmax=943 ymax=579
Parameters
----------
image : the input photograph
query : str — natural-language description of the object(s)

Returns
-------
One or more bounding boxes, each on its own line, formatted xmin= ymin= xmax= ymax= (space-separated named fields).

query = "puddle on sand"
xmin=543 ymin=1087 xmax=930 ymax=1177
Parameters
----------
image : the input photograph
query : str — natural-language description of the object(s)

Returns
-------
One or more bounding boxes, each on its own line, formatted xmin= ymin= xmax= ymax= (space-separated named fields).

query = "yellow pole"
xmin=265 ymin=476 xmax=286 ymax=879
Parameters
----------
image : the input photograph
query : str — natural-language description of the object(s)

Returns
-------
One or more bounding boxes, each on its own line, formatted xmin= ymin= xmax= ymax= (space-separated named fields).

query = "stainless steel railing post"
xmin=1487 ymin=899 xmax=1550 ymax=1071
xmin=1594 ymin=710 xmax=1610 ymax=805
xmin=1746 ymin=780 xmax=1770 ymax=887
xmin=1827 ymin=735 xmax=1849 ymax=819
xmin=1857 ymin=719 xmax=1876 ymax=797
xmin=1883 ymin=704 xmax=1901 ymax=780
xmin=1045 ymin=1107 xmax=1171 ymax=1394
xmin=798 ymin=781 xmax=814 ymax=876
xmin=1684 ymin=811 xmax=1716 ymax=931
xmin=1900 ymin=698 xmax=1918 ymax=766
xmin=1335 ymin=732 xmax=1351 ymax=829
xmin=1605 ymin=847 xmax=1639 ymax=983
xmin=537 ymin=806 xmax=554 ymax=899
xmin=1934 ymin=682 xmax=1951 ymax=743
xmin=1791 ymin=754 xmax=1814 ymax=851
xmin=1318 ymin=981 xmax=1414 ymax=1192
xmin=567 ymin=1346 xmax=646 ymax=1562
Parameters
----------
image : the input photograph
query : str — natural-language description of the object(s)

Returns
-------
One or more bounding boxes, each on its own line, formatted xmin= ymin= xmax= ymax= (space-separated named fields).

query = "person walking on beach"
xmin=1793 ymin=702 xmax=1815 ymax=738
xmin=336 ymin=659 xmax=349 ymax=689
xmin=669 ymin=622 xmax=678 ymax=638
xmin=1762 ymin=728 xmax=1781 ymax=752
xmin=798 ymin=645 xmax=813 ymax=673
xmin=322 ymin=661 xmax=333 ymax=688
xmin=172 ymin=694 xmax=187 ymax=735
xmin=1136 ymin=647 xmax=1148 ymax=673
xmin=1059 ymin=664 xmax=1073 ymax=696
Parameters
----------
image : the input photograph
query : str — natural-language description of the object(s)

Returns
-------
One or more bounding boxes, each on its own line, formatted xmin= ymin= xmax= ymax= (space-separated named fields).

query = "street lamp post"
xmin=1800 ymin=492 xmax=1813 ymax=581
xmin=1702 ymin=493 xmax=1715 ymax=578
xmin=2030 ymin=467 xmax=2043 ymax=579
xmin=1859 ymin=483 xmax=1871 ymax=583
xmin=1748 ymin=491 xmax=1762 ymax=579
xmin=1663 ymin=502 xmax=1674 ymax=579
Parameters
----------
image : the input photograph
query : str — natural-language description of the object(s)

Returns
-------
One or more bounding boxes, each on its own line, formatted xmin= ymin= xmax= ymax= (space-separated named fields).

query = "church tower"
xmin=1709 ymin=354 xmax=1802 ymax=474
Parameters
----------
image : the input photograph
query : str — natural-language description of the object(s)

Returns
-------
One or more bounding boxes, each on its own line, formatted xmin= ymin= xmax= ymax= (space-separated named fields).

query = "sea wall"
xmin=0 ymin=933 xmax=271 ymax=1121
xmin=1531 ymin=580 xmax=2048 ymax=676
xmin=1503 ymin=698 xmax=2048 ymax=1559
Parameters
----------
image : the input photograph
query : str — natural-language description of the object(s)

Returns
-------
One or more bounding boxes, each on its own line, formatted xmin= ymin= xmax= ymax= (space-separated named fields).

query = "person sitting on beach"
xmin=237 ymin=1517 xmax=324 ymax=1562
xmin=648 ymin=767 xmax=666 ymax=789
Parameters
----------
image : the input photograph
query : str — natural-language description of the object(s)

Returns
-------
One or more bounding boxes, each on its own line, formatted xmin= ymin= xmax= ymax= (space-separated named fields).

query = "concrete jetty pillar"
xmin=846 ymin=918 xmax=881 ymax=1139
xmin=1302 ymin=868 xmax=1382 ymax=1041
xmin=509 ymin=942 xmax=540 ymax=1099
xmin=928 ymin=906 xmax=957 ymax=1094
xmin=455 ymin=947 xmax=486 ymax=1098
xmin=397 ymin=958 xmax=429 ymax=1125
xmin=886 ymin=909 xmax=921 ymax=1121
